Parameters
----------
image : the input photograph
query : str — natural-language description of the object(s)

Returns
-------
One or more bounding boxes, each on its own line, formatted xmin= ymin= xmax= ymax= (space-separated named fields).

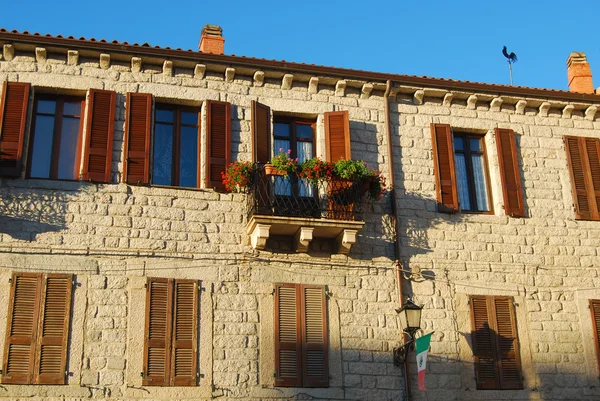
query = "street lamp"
xmin=393 ymin=299 xmax=423 ymax=366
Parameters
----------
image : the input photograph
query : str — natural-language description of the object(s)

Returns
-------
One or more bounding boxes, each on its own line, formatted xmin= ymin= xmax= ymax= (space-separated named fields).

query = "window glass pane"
xmin=179 ymin=126 xmax=198 ymax=188
xmin=454 ymin=153 xmax=471 ymax=211
xmin=153 ymin=123 xmax=173 ymax=185
xmin=470 ymin=138 xmax=482 ymax=152
xmin=181 ymin=112 xmax=198 ymax=126
xmin=57 ymin=117 xmax=81 ymax=180
xmin=297 ymin=141 xmax=314 ymax=196
xmin=29 ymin=115 xmax=54 ymax=178
xmin=453 ymin=136 xmax=464 ymax=151
xmin=274 ymin=123 xmax=290 ymax=139
xmin=155 ymin=109 xmax=174 ymax=123
xmin=274 ymin=138 xmax=291 ymax=196
xmin=296 ymin=124 xmax=313 ymax=140
xmin=472 ymin=154 xmax=490 ymax=211
xmin=63 ymin=102 xmax=81 ymax=117
xmin=37 ymin=100 xmax=56 ymax=115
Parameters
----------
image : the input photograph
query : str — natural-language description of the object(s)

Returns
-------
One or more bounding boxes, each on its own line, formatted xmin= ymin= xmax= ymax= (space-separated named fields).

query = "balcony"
xmin=245 ymin=165 xmax=366 ymax=253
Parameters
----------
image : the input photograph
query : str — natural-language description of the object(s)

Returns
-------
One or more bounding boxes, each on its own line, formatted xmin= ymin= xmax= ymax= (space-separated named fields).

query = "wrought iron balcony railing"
xmin=246 ymin=165 xmax=366 ymax=222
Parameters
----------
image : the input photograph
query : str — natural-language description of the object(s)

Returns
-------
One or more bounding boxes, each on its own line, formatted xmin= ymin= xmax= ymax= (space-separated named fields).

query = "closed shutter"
xmin=35 ymin=274 xmax=73 ymax=384
xmin=324 ymin=111 xmax=350 ymax=162
xmin=251 ymin=100 xmax=271 ymax=163
xmin=590 ymin=300 xmax=600 ymax=373
xmin=493 ymin=297 xmax=522 ymax=389
xmin=495 ymin=129 xmax=525 ymax=217
xmin=2 ymin=273 xmax=42 ymax=384
xmin=431 ymin=123 xmax=459 ymax=213
xmin=206 ymin=100 xmax=231 ymax=189
xmin=274 ymin=283 xmax=302 ymax=387
xmin=171 ymin=280 xmax=198 ymax=386
xmin=301 ymin=285 xmax=328 ymax=388
xmin=585 ymin=138 xmax=600 ymax=220
xmin=470 ymin=296 xmax=498 ymax=389
xmin=124 ymin=93 xmax=152 ymax=185
xmin=143 ymin=278 xmax=172 ymax=386
xmin=564 ymin=136 xmax=600 ymax=220
xmin=82 ymin=89 xmax=116 ymax=183
xmin=0 ymin=82 xmax=30 ymax=177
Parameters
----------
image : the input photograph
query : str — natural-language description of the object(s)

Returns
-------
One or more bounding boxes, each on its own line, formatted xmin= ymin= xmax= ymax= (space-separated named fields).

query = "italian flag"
xmin=415 ymin=332 xmax=433 ymax=391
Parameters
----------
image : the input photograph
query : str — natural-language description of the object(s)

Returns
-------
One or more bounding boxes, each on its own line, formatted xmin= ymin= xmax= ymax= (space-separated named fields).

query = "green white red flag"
xmin=415 ymin=332 xmax=433 ymax=391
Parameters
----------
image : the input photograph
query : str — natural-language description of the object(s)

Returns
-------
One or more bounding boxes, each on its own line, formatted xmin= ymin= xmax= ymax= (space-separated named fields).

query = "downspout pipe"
xmin=384 ymin=79 xmax=412 ymax=401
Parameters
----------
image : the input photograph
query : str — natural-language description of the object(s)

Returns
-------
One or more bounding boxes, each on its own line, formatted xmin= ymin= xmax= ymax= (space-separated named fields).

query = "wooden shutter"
xmin=564 ymin=136 xmax=600 ymax=220
xmin=431 ymin=123 xmax=459 ymax=213
xmin=171 ymin=280 xmax=198 ymax=386
xmin=251 ymin=100 xmax=271 ymax=163
xmin=2 ymin=273 xmax=42 ymax=384
xmin=301 ymin=285 xmax=329 ymax=387
xmin=206 ymin=100 xmax=231 ymax=189
xmin=0 ymin=82 xmax=30 ymax=177
xmin=470 ymin=295 xmax=522 ymax=390
xmin=274 ymin=283 xmax=302 ymax=387
xmin=143 ymin=278 xmax=172 ymax=386
xmin=495 ymin=129 xmax=525 ymax=217
xmin=124 ymin=93 xmax=152 ymax=185
xmin=324 ymin=111 xmax=351 ymax=162
xmin=590 ymin=300 xmax=600 ymax=374
xmin=35 ymin=274 xmax=72 ymax=384
xmin=82 ymin=89 xmax=116 ymax=183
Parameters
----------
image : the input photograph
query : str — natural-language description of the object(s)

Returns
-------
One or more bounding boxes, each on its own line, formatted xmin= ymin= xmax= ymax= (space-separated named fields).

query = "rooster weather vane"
xmin=502 ymin=46 xmax=518 ymax=86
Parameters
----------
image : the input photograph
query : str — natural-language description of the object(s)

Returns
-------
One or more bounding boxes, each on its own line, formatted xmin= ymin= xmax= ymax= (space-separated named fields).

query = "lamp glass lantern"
xmin=397 ymin=299 xmax=422 ymax=336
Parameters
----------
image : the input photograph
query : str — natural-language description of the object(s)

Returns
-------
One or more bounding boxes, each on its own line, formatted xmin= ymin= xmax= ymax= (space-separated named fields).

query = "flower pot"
xmin=264 ymin=164 xmax=284 ymax=176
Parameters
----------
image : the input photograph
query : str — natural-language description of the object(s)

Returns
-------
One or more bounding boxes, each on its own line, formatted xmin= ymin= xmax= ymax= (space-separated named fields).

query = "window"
xmin=564 ymin=136 xmax=600 ymax=220
xmin=2 ymin=273 xmax=73 ymax=385
xmin=27 ymin=96 xmax=85 ymax=180
xmin=590 ymin=300 xmax=600 ymax=373
xmin=274 ymin=283 xmax=328 ymax=388
xmin=470 ymin=295 xmax=522 ymax=390
xmin=143 ymin=278 xmax=198 ymax=386
xmin=152 ymin=105 xmax=200 ymax=188
xmin=453 ymin=133 xmax=492 ymax=212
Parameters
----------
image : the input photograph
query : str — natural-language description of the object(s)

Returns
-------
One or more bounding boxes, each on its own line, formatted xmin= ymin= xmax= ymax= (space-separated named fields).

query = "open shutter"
xmin=143 ymin=278 xmax=172 ymax=386
xmin=170 ymin=280 xmax=198 ymax=386
xmin=590 ymin=300 xmax=600 ymax=373
xmin=252 ymin=100 xmax=271 ymax=163
xmin=124 ymin=93 xmax=152 ymax=185
xmin=274 ymin=283 xmax=302 ymax=387
xmin=82 ymin=89 xmax=116 ymax=183
xmin=584 ymin=138 xmax=600 ymax=220
xmin=431 ymin=123 xmax=459 ymax=213
xmin=206 ymin=100 xmax=231 ymax=189
xmin=493 ymin=297 xmax=522 ymax=390
xmin=301 ymin=285 xmax=329 ymax=388
xmin=2 ymin=273 xmax=42 ymax=384
xmin=470 ymin=296 xmax=499 ymax=390
xmin=495 ymin=129 xmax=525 ymax=217
xmin=324 ymin=111 xmax=350 ymax=162
xmin=0 ymin=82 xmax=30 ymax=177
xmin=564 ymin=136 xmax=600 ymax=220
xmin=35 ymin=274 xmax=72 ymax=384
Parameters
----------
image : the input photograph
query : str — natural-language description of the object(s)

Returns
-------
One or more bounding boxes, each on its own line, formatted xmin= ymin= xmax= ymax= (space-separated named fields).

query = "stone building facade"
xmin=0 ymin=26 xmax=598 ymax=401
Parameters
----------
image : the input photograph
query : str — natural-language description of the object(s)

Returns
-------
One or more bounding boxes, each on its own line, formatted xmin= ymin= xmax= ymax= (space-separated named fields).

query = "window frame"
xmin=151 ymin=103 xmax=201 ymax=188
xmin=26 ymin=94 xmax=85 ymax=181
xmin=453 ymin=132 xmax=494 ymax=214
xmin=590 ymin=300 xmax=600 ymax=374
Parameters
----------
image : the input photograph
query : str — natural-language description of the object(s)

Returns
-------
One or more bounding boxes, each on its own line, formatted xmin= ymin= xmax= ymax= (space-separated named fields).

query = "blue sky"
xmin=3 ymin=0 xmax=599 ymax=91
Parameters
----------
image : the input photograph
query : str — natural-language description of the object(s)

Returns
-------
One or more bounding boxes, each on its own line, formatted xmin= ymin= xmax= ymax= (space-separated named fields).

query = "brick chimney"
xmin=199 ymin=24 xmax=224 ymax=55
xmin=567 ymin=52 xmax=594 ymax=94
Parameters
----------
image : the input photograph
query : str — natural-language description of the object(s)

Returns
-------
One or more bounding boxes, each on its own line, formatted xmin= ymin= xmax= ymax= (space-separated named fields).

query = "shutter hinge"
xmin=272 ymin=289 xmax=276 ymax=296
xmin=144 ymin=283 xmax=148 ymax=288
xmin=467 ymin=299 xmax=470 ymax=305
xmin=273 ymin=372 xmax=276 ymax=378
xmin=8 ymin=277 xmax=11 ymax=284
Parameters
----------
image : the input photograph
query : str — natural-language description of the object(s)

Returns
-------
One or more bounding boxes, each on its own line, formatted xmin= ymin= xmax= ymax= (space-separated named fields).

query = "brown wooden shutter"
xmin=252 ymin=100 xmax=271 ymax=163
xmin=493 ymin=297 xmax=522 ymax=389
xmin=170 ymin=280 xmax=198 ymax=386
xmin=301 ymin=285 xmax=329 ymax=388
xmin=431 ymin=123 xmax=459 ymax=213
xmin=206 ymin=100 xmax=231 ymax=189
xmin=590 ymin=300 xmax=600 ymax=373
xmin=495 ymin=129 xmax=525 ymax=217
xmin=564 ymin=136 xmax=600 ymax=220
xmin=35 ymin=274 xmax=73 ymax=384
xmin=143 ymin=278 xmax=172 ymax=386
xmin=2 ymin=273 xmax=42 ymax=384
xmin=82 ymin=89 xmax=116 ymax=183
xmin=470 ymin=295 xmax=498 ymax=390
xmin=124 ymin=93 xmax=152 ymax=185
xmin=0 ymin=82 xmax=30 ymax=177
xmin=324 ymin=111 xmax=351 ymax=162
xmin=274 ymin=283 xmax=302 ymax=387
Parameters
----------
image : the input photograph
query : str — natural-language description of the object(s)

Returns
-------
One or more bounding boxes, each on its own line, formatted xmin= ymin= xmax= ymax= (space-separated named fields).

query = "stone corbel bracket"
xmin=253 ymin=71 xmax=265 ymax=87
xmin=225 ymin=67 xmax=235 ymax=83
xmin=585 ymin=105 xmax=597 ymax=120
xmin=467 ymin=94 xmax=478 ymax=110
xmin=490 ymin=97 xmax=503 ymax=112
xmin=295 ymin=227 xmax=314 ymax=253
xmin=539 ymin=102 xmax=551 ymax=117
xmin=335 ymin=80 xmax=347 ymax=97
xmin=282 ymin=74 xmax=294 ymax=90
xmin=308 ymin=77 xmax=319 ymax=94
xmin=443 ymin=92 xmax=454 ymax=107
xmin=250 ymin=224 xmax=270 ymax=250
xmin=562 ymin=104 xmax=575 ymax=119
xmin=361 ymin=83 xmax=373 ymax=99
xmin=336 ymin=230 xmax=357 ymax=254
xmin=413 ymin=90 xmax=425 ymax=105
